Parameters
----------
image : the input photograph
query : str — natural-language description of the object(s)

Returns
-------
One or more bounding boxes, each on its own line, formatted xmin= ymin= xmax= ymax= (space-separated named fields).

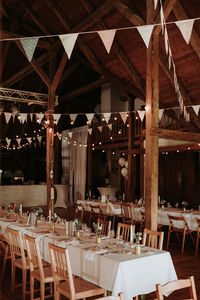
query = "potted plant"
xmin=93 ymin=222 xmax=102 ymax=243
xmin=134 ymin=232 xmax=142 ymax=255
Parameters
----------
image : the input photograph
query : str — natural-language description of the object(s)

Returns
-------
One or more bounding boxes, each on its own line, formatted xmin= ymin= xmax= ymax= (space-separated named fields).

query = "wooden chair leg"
xmin=40 ymin=282 xmax=45 ymax=300
xmin=182 ymin=230 xmax=186 ymax=254
xmin=30 ymin=275 xmax=34 ymax=300
xmin=55 ymin=286 xmax=60 ymax=300
xmin=166 ymin=231 xmax=171 ymax=250
xmin=22 ymin=269 xmax=27 ymax=300
xmin=0 ymin=246 xmax=9 ymax=287
xmin=11 ymin=263 xmax=15 ymax=296
xmin=195 ymin=231 xmax=200 ymax=256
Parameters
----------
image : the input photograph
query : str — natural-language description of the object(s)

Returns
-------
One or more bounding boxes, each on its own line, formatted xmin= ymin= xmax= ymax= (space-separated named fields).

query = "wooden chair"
xmin=121 ymin=202 xmax=133 ymax=224
xmin=97 ymin=218 xmax=111 ymax=236
xmin=116 ymin=223 xmax=135 ymax=242
xmin=24 ymin=234 xmax=54 ymax=300
xmin=89 ymin=204 xmax=104 ymax=227
xmin=142 ymin=228 xmax=164 ymax=250
xmin=156 ymin=276 xmax=197 ymax=300
xmin=195 ymin=218 xmax=200 ymax=256
xmin=48 ymin=243 xmax=106 ymax=300
xmin=96 ymin=293 xmax=125 ymax=300
xmin=10 ymin=202 xmax=16 ymax=211
xmin=74 ymin=203 xmax=85 ymax=223
xmin=0 ymin=229 xmax=11 ymax=288
xmin=140 ymin=210 xmax=145 ymax=232
xmin=167 ymin=215 xmax=195 ymax=254
xmin=6 ymin=227 xmax=30 ymax=300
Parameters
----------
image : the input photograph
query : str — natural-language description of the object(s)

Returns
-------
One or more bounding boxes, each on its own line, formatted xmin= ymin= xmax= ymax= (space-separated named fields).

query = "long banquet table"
xmin=0 ymin=218 xmax=177 ymax=299
xmin=78 ymin=200 xmax=200 ymax=231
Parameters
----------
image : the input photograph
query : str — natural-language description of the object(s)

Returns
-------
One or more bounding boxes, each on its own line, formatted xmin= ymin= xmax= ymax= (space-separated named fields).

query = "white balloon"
xmin=125 ymin=161 xmax=128 ymax=168
xmin=118 ymin=157 xmax=126 ymax=167
xmin=121 ymin=167 xmax=128 ymax=177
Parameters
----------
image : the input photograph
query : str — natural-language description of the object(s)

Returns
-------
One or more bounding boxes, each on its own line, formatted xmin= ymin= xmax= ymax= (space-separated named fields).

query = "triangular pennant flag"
xmin=160 ymin=4 xmax=165 ymax=34
xmin=103 ymin=113 xmax=111 ymax=123
xmin=175 ymin=19 xmax=194 ymax=44
xmin=120 ymin=112 xmax=128 ymax=124
xmin=37 ymin=113 xmax=44 ymax=123
xmin=16 ymin=138 xmax=21 ymax=147
xmin=20 ymin=37 xmax=39 ymax=62
xmin=57 ymin=133 xmax=62 ymax=140
xmin=70 ymin=114 xmax=77 ymax=124
xmin=137 ymin=25 xmax=154 ymax=48
xmin=53 ymin=114 xmax=61 ymax=125
xmin=68 ymin=132 xmax=72 ymax=139
xmin=98 ymin=126 xmax=103 ymax=133
xmin=137 ymin=110 xmax=145 ymax=121
xmin=108 ymin=123 xmax=112 ymax=131
xmin=27 ymin=138 xmax=32 ymax=144
xmin=4 ymin=112 xmax=12 ymax=124
xmin=154 ymin=0 xmax=158 ymax=9
xmin=87 ymin=128 xmax=93 ymax=135
xmin=159 ymin=109 xmax=164 ymax=120
xmin=86 ymin=113 xmax=94 ymax=124
xmin=38 ymin=136 xmax=42 ymax=145
xmin=97 ymin=29 xmax=116 ymax=53
xmin=20 ymin=113 xmax=27 ymax=124
xmin=6 ymin=139 xmax=11 ymax=147
xmin=193 ymin=105 xmax=200 ymax=116
xmin=59 ymin=33 xmax=78 ymax=59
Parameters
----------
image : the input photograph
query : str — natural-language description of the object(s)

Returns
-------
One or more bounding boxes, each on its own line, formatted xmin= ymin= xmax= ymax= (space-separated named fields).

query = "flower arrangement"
xmin=182 ymin=201 xmax=188 ymax=209
xmin=134 ymin=232 xmax=142 ymax=244
xmin=160 ymin=199 xmax=166 ymax=206
xmin=32 ymin=207 xmax=43 ymax=219
xmin=75 ymin=218 xmax=81 ymax=231
xmin=93 ymin=222 xmax=102 ymax=237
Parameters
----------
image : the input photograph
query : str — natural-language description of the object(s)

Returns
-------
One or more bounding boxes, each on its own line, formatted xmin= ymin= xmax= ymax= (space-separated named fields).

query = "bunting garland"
xmin=20 ymin=37 xmax=39 ymax=62
xmin=97 ymin=29 xmax=116 ymax=53
xmin=59 ymin=33 xmax=78 ymax=59
xmin=175 ymin=19 xmax=195 ymax=44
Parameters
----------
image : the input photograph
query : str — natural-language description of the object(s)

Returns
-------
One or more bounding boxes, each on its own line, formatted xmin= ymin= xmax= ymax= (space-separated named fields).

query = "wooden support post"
xmin=144 ymin=0 xmax=159 ymax=230
xmin=127 ymin=99 xmax=135 ymax=201
xmin=87 ymin=133 xmax=93 ymax=195
xmin=46 ymin=89 xmax=55 ymax=211
xmin=139 ymin=138 xmax=144 ymax=197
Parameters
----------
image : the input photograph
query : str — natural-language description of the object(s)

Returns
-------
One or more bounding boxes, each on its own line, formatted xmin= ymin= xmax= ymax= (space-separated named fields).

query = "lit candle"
xmin=20 ymin=204 xmax=22 ymax=214
xmin=49 ymin=209 xmax=51 ymax=223
xmin=130 ymin=225 xmax=133 ymax=244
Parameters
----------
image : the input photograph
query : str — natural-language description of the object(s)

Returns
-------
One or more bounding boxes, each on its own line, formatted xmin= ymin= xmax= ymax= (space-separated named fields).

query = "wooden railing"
xmin=90 ymin=112 xmax=181 ymax=145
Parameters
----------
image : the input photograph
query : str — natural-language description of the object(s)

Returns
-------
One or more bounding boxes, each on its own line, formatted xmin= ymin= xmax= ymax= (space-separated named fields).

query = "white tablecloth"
xmin=77 ymin=200 xmax=121 ymax=215
xmin=0 ymin=219 xmax=177 ymax=299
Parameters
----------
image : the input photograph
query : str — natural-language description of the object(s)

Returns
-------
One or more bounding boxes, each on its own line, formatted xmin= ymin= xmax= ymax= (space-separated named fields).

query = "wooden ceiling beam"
xmin=50 ymin=52 xmax=68 ymax=94
xmin=151 ymin=127 xmax=200 ymax=143
xmin=43 ymin=0 xmax=71 ymax=31
xmin=59 ymin=62 xmax=80 ymax=84
xmin=114 ymin=0 xmax=145 ymax=26
xmin=80 ymin=0 xmax=145 ymax=97
xmin=154 ymin=0 xmax=177 ymax=34
xmin=173 ymin=0 xmax=200 ymax=60
xmin=60 ymin=77 xmax=108 ymax=101
xmin=15 ymin=40 xmax=51 ymax=88
xmin=19 ymin=0 xmax=52 ymax=36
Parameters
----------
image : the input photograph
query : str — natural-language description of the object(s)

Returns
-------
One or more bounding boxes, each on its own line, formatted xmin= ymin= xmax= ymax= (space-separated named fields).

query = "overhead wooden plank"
xmin=151 ymin=128 xmax=200 ymax=143
xmin=61 ymin=77 xmax=108 ymax=101
xmin=154 ymin=0 xmax=177 ymax=34
xmin=173 ymin=0 xmax=200 ymax=59
xmin=115 ymin=0 xmax=145 ymax=26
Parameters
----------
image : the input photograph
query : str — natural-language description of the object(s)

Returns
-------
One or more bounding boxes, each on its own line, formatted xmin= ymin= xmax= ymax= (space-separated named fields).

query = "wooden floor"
xmin=0 ymin=245 xmax=199 ymax=299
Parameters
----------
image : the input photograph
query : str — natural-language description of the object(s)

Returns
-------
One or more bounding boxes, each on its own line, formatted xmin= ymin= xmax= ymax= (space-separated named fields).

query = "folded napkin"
xmin=85 ymin=249 xmax=108 ymax=261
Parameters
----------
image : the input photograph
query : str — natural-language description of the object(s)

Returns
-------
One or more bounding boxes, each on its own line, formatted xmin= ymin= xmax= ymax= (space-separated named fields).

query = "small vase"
xmin=135 ymin=244 xmax=141 ymax=255
xmin=183 ymin=207 xmax=186 ymax=212
xmin=75 ymin=230 xmax=80 ymax=238
xmin=96 ymin=235 xmax=101 ymax=244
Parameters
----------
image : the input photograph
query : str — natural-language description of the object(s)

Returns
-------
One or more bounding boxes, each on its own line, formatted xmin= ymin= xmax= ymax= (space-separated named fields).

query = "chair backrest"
xmin=168 ymin=215 xmax=189 ymax=230
xmin=156 ymin=276 xmax=197 ymax=300
xmin=24 ymin=234 xmax=44 ymax=278
xmin=116 ymin=223 xmax=135 ymax=242
xmin=142 ymin=228 xmax=164 ymax=250
xmin=90 ymin=204 xmax=101 ymax=214
xmin=49 ymin=243 xmax=75 ymax=299
xmin=6 ymin=227 xmax=27 ymax=267
xmin=97 ymin=218 xmax=111 ymax=236
xmin=96 ymin=293 xmax=125 ymax=300
xmin=121 ymin=202 xmax=133 ymax=220
xmin=10 ymin=202 xmax=16 ymax=211
xmin=74 ymin=203 xmax=85 ymax=222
